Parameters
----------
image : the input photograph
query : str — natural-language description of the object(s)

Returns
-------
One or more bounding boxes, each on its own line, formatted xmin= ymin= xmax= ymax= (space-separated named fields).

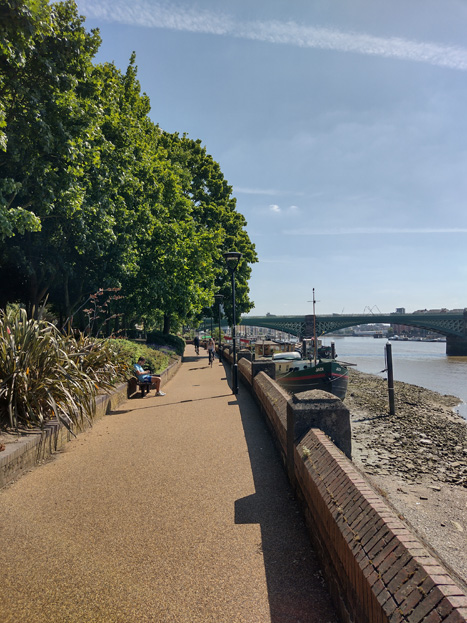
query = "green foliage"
xmin=211 ymin=327 xmax=224 ymax=341
xmin=107 ymin=339 xmax=170 ymax=375
xmin=0 ymin=307 xmax=98 ymax=431
xmin=0 ymin=0 xmax=257 ymax=333
xmin=65 ymin=334 xmax=129 ymax=386
xmin=145 ymin=331 xmax=185 ymax=357
xmin=159 ymin=133 xmax=258 ymax=325
xmin=0 ymin=308 xmax=179 ymax=431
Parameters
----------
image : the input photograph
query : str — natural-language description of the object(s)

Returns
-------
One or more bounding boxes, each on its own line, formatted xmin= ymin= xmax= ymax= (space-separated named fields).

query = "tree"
xmin=159 ymin=133 xmax=258 ymax=326
xmin=0 ymin=0 xmax=102 ymax=313
xmin=0 ymin=0 xmax=49 ymax=238
xmin=0 ymin=2 xmax=257 ymax=334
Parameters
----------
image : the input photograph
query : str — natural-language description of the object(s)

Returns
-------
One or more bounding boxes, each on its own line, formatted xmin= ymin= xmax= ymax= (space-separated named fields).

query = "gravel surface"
xmin=0 ymin=347 xmax=338 ymax=623
xmin=1 ymin=356 xmax=465 ymax=618
xmin=345 ymin=368 xmax=467 ymax=589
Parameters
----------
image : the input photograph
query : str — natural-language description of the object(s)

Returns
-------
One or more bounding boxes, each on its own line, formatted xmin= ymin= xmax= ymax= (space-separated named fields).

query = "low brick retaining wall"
xmin=0 ymin=356 xmax=181 ymax=490
xmin=223 ymin=347 xmax=467 ymax=622
xmin=296 ymin=430 xmax=467 ymax=623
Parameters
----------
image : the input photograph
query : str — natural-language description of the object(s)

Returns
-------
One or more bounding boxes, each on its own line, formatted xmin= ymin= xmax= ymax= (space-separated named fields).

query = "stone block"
xmin=251 ymin=360 xmax=275 ymax=380
xmin=237 ymin=349 xmax=252 ymax=362
xmin=287 ymin=389 xmax=351 ymax=458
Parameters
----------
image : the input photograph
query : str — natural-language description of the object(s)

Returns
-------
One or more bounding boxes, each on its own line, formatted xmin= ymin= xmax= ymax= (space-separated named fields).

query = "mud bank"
xmin=345 ymin=368 xmax=467 ymax=588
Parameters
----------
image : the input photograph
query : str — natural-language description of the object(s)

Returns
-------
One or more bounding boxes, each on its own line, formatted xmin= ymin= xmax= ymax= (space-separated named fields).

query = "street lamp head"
xmin=223 ymin=251 xmax=242 ymax=272
xmin=214 ymin=293 xmax=224 ymax=301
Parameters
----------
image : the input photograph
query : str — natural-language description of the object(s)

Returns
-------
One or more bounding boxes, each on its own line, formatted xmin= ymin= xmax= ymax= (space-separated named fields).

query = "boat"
xmin=301 ymin=337 xmax=333 ymax=359
xmin=272 ymin=288 xmax=349 ymax=399
xmin=254 ymin=340 xmax=296 ymax=358
xmin=273 ymin=351 xmax=349 ymax=399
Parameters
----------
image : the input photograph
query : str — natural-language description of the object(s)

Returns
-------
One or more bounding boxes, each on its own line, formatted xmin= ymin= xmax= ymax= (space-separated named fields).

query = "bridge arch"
xmin=240 ymin=311 xmax=467 ymax=356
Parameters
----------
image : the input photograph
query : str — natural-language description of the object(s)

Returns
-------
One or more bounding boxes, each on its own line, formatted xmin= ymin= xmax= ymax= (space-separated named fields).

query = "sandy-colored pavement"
xmin=0 ymin=345 xmax=338 ymax=623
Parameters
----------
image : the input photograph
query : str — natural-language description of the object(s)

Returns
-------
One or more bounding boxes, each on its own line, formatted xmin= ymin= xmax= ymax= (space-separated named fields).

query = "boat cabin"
xmin=272 ymin=351 xmax=301 ymax=361
xmin=254 ymin=341 xmax=296 ymax=358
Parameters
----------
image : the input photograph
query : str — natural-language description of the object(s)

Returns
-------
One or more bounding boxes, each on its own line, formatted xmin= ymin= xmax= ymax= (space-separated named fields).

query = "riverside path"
xmin=0 ymin=344 xmax=338 ymax=623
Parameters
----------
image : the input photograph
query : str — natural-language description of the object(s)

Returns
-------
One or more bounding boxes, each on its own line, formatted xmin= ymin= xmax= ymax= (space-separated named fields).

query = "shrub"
xmin=145 ymin=331 xmax=185 ymax=357
xmin=66 ymin=334 xmax=130 ymax=386
xmin=107 ymin=339 xmax=169 ymax=375
xmin=0 ymin=309 xmax=181 ymax=432
xmin=0 ymin=309 xmax=98 ymax=432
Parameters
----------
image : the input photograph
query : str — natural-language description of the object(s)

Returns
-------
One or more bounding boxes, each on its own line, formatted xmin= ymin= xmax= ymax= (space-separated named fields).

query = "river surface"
xmin=323 ymin=336 xmax=467 ymax=420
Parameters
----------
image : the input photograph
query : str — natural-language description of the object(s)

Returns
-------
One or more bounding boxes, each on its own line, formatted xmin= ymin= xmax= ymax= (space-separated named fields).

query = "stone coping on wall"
xmin=0 ymin=356 xmax=182 ymax=490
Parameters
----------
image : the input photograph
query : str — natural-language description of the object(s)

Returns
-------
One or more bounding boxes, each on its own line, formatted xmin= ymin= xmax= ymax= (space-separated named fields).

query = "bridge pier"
xmin=446 ymin=310 xmax=467 ymax=355
xmin=446 ymin=334 xmax=467 ymax=356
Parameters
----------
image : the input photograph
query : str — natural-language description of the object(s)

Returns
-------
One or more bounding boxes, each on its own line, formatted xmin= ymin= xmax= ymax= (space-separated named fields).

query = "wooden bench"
xmin=127 ymin=376 xmax=151 ymax=399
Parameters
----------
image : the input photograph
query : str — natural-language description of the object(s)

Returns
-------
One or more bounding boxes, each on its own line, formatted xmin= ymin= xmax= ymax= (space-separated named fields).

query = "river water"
xmin=324 ymin=336 xmax=467 ymax=420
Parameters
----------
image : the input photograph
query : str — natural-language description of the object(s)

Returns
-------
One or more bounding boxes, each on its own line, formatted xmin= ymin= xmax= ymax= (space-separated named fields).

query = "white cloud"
xmin=79 ymin=0 xmax=467 ymax=70
xmin=267 ymin=204 xmax=301 ymax=214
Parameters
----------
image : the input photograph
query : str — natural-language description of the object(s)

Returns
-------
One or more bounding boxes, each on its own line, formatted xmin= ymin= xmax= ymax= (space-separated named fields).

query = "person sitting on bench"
xmin=134 ymin=357 xmax=166 ymax=396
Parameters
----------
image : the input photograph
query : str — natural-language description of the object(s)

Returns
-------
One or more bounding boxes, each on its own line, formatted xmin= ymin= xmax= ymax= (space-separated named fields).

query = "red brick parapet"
xmin=229 ymin=355 xmax=467 ymax=622
xmin=295 ymin=429 xmax=467 ymax=623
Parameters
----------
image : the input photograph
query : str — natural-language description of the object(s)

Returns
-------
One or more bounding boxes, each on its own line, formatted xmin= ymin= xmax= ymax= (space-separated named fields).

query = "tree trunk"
xmin=163 ymin=313 xmax=171 ymax=335
xmin=64 ymin=275 xmax=71 ymax=331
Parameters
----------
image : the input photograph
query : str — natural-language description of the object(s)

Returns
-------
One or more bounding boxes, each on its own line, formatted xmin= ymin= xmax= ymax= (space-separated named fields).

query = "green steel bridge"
xmin=239 ymin=310 xmax=467 ymax=356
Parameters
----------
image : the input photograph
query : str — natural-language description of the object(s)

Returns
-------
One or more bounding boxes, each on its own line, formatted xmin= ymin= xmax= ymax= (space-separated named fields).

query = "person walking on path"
xmin=134 ymin=356 xmax=166 ymax=395
xmin=193 ymin=334 xmax=200 ymax=355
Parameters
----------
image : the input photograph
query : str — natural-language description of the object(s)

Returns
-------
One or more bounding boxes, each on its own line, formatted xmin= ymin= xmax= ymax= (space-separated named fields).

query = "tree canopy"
xmin=0 ymin=0 xmax=257 ymax=333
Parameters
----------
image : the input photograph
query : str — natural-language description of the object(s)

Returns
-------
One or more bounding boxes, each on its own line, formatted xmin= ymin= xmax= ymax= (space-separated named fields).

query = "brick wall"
xmin=253 ymin=371 xmax=289 ymax=460
xmin=230 ymin=355 xmax=467 ymax=622
xmin=294 ymin=429 xmax=467 ymax=622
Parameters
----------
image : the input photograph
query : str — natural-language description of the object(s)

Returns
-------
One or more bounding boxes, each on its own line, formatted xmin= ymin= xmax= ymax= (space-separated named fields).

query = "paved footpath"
xmin=0 ymin=345 xmax=338 ymax=623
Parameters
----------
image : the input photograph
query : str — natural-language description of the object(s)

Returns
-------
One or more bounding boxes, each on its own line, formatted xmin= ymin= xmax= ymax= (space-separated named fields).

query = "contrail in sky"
xmin=235 ymin=187 xmax=304 ymax=197
xmin=78 ymin=0 xmax=467 ymax=70
xmin=284 ymin=228 xmax=467 ymax=235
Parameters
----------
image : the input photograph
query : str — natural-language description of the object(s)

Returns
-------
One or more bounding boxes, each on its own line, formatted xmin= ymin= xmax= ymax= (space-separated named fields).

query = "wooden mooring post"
xmin=386 ymin=342 xmax=396 ymax=415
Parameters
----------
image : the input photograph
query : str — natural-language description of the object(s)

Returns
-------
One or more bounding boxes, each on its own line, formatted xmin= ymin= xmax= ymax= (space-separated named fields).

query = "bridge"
xmin=240 ymin=310 xmax=467 ymax=356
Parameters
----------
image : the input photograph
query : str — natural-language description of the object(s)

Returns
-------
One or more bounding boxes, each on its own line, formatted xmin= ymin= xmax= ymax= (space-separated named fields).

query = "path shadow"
xmin=353 ymin=413 xmax=389 ymax=423
xmin=232 ymin=383 xmax=338 ymax=622
xmin=121 ymin=394 xmax=233 ymax=414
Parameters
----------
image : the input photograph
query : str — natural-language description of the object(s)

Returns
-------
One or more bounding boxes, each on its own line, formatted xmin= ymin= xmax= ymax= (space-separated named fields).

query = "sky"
xmin=75 ymin=0 xmax=467 ymax=316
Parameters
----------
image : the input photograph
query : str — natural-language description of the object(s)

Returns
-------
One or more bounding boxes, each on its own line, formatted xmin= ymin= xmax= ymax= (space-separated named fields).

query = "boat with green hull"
xmin=273 ymin=351 xmax=349 ymax=399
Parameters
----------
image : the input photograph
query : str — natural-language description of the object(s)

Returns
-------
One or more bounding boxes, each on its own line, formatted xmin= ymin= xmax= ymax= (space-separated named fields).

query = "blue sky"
xmin=75 ymin=0 xmax=467 ymax=316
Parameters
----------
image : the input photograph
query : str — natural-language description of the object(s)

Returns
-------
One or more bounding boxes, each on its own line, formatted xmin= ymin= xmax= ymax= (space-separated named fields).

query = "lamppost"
xmin=214 ymin=294 xmax=224 ymax=362
xmin=223 ymin=251 xmax=242 ymax=394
